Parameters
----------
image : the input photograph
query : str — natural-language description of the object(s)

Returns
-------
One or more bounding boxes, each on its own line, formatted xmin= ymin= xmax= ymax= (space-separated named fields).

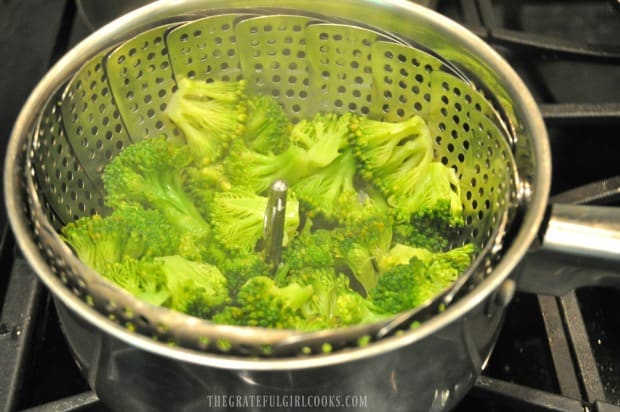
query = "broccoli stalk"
xmin=166 ymin=78 xmax=248 ymax=164
xmin=286 ymin=268 xmax=385 ymax=329
xmin=102 ymin=136 xmax=210 ymax=236
xmin=224 ymin=140 xmax=312 ymax=194
xmin=349 ymin=114 xmax=432 ymax=195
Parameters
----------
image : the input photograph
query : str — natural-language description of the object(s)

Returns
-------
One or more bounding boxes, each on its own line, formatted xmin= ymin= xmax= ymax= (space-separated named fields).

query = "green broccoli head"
xmin=332 ymin=211 xmax=394 ymax=294
xmin=155 ymin=255 xmax=230 ymax=319
xmin=349 ymin=114 xmax=432 ymax=197
xmin=394 ymin=197 xmax=465 ymax=253
xmin=166 ymin=78 xmax=248 ymax=164
xmin=334 ymin=291 xmax=385 ymax=326
xmin=209 ymin=189 xmax=300 ymax=253
xmin=61 ymin=204 xmax=179 ymax=273
xmin=211 ymin=276 xmax=313 ymax=329
xmin=280 ymin=226 xmax=336 ymax=273
xmin=224 ymin=140 xmax=312 ymax=194
xmin=371 ymin=244 xmax=476 ymax=314
xmin=398 ymin=161 xmax=463 ymax=223
xmin=214 ymin=249 xmax=272 ymax=298
xmin=102 ymin=256 xmax=170 ymax=306
xmin=243 ymin=95 xmax=291 ymax=155
xmin=290 ymin=112 xmax=352 ymax=170
xmin=102 ymin=136 xmax=210 ymax=236
xmin=293 ymin=150 xmax=375 ymax=225
xmin=181 ymin=162 xmax=233 ymax=218
xmin=371 ymin=257 xmax=429 ymax=314
xmin=285 ymin=268 xmax=384 ymax=329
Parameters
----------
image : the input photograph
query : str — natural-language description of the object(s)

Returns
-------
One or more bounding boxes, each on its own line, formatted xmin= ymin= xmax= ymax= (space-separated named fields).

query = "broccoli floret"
xmin=102 ymin=136 xmax=210 ymax=236
xmin=349 ymin=114 xmax=432 ymax=199
xmin=284 ymin=268 xmax=348 ymax=330
xmin=399 ymin=162 xmax=463 ymax=227
xmin=370 ymin=257 xmax=428 ymax=314
xmin=224 ymin=112 xmax=352 ymax=194
xmin=371 ymin=244 xmax=476 ymax=314
xmin=61 ymin=205 xmax=178 ymax=273
xmin=290 ymin=112 xmax=352 ymax=170
xmin=334 ymin=292 xmax=385 ymax=326
xmin=224 ymin=140 xmax=312 ymax=194
xmin=280 ymin=225 xmax=336 ymax=273
xmin=349 ymin=115 xmax=464 ymax=236
xmin=243 ymin=95 xmax=291 ymax=154
xmin=333 ymin=213 xmax=393 ymax=294
xmin=155 ymin=255 xmax=230 ymax=319
xmin=102 ymin=257 xmax=170 ymax=306
xmin=379 ymin=242 xmax=475 ymax=275
xmin=394 ymin=197 xmax=465 ymax=253
xmin=181 ymin=163 xmax=232 ymax=219
xmin=211 ymin=276 xmax=313 ymax=329
xmin=209 ymin=190 xmax=300 ymax=253
xmin=214 ymin=249 xmax=272 ymax=298
xmin=166 ymin=78 xmax=248 ymax=164
xmin=285 ymin=267 xmax=385 ymax=329
xmin=293 ymin=150 xmax=378 ymax=224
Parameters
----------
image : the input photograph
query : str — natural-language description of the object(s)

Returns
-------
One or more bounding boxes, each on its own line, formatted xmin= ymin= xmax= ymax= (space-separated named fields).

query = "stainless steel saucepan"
xmin=5 ymin=1 xmax=620 ymax=410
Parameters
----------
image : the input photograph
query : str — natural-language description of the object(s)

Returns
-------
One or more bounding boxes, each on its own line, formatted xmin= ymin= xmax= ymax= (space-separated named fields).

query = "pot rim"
xmin=3 ymin=0 xmax=550 ymax=370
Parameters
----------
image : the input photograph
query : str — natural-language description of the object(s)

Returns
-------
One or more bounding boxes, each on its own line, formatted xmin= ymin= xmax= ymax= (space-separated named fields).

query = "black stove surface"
xmin=1 ymin=1 xmax=619 ymax=411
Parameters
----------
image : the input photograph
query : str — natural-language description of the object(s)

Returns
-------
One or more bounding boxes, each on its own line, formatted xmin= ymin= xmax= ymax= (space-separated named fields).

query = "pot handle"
xmin=518 ymin=203 xmax=620 ymax=296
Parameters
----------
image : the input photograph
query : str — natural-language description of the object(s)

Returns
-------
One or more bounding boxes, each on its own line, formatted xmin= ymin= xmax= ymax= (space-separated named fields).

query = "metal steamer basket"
xmin=5 ymin=1 xmax=620 ymax=411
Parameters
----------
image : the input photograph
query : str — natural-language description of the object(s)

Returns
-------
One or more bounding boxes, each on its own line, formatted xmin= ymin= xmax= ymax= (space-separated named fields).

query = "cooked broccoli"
xmin=103 ymin=257 xmax=170 ymax=306
xmin=211 ymin=276 xmax=313 ymax=329
xmin=225 ymin=112 xmax=352 ymax=194
xmin=333 ymin=213 xmax=393 ymax=294
xmin=286 ymin=268 xmax=385 ymax=329
xmin=102 ymin=136 xmax=210 ymax=236
xmin=349 ymin=114 xmax=432 ymax=198
xmin=334 ymin=291 xmax=385 ymax=326
xmin=61 ymin=204 xmax=178 ymax=273
xmin=209 ymin=189 xmax=300 ymax=252
xmin=293 ymin=150 xmax=380 ymax=224
xmin=224 ymin=140 xmax=311 ymax=194
xmin=214 ymin=250 xmax=272 ymax=298
xmin=180 ymin=162 xmax=232 ymax=221
xmin=166 ymin=78 xmax=248 ymax=164
xmin=60 ymin=79 xmax=474 ymax=333
xmin=243 ymin=95 xmax=291 ymax=154
xmin=372 ymin=244 xmax=476 ymax=314
xmin=279 ymin=225 xmax=336 ymax=275
xmin=290 ymin=112 xmax=352 ymax=169
xmin=379 ymin=242 xmax=475 ymax=275
xmin=155 ymin=255 xmax=230 ymax=319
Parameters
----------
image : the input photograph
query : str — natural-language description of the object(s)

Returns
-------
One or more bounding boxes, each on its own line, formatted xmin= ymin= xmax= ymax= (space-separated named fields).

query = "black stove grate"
xmin=1 ymin=0 xmax=619 ymax=411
